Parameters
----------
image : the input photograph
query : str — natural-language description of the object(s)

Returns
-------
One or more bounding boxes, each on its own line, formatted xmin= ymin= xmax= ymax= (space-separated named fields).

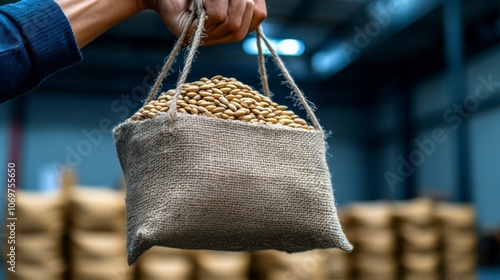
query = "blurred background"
xmin=1 ymin=0 xmax=500 ymax=279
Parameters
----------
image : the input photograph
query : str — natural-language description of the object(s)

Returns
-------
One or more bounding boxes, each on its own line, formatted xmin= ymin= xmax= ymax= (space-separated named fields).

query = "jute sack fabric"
xmin=138 ymin=247 xmax=194 ymax=280
xmin=70 ymin=186 xmax=125 ymax=231
xmin=71 ymin=262 xmax=135 ymax=280
xmin=195 ymin=251 xmax=251 ymax=278
xmin=16 ymin=233 xmax=62 ymax=264
xmin=70 ymin=230 xmax=127 ymax=262
xmin=115 ymin=113 xmax=351 ymax=263
xmin=113 ymin=0 xmax=351 ymax=265
xmin=17 ymin=191 xmax=64 ymax=234
xmin=7 ymin=259 xmax=65 ymax=280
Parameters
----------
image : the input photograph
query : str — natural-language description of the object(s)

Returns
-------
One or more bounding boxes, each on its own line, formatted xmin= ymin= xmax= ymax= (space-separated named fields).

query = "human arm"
xmin=0 ymin=0 xmax=82 ymax=103
xmin=57 ymin=0 xmax=267 ymax=48
xmin=0 ymin=0 xmax=267 ymax=103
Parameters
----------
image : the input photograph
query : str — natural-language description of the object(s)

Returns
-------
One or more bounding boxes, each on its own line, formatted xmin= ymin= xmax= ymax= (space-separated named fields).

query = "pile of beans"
xmin=129 ymin=76 xmax=314 ymax=130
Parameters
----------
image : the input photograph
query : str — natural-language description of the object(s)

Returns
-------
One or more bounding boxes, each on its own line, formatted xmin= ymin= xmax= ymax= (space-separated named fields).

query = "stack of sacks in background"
xmin=136 ymin=214 xmax=349 ymax=280
xmin=137 ymin=247 xmax=194 ymax=280
xmin=11 ymin=191 xmax=66 ymax=280
xmin=322 ymin=210 xmax=352 ymax=280
xmin=195 ymin=251 xmax=251 ymax=280
xmin=436 ymin=203 xmax=477 ymax=280
xmin=253 ymin=250 xmax=329 ymax=280
xmin=252 ymin=210 xmax=351 ymax=280
xmin=394 ymin=198 xmax=440 ymax=280
xmin=321 ymin=248 xmax=351 ymax=280
xmin=137 ymin=248 xmax=250 ymax=280
xmin=346 ymin=202 xmax=397 ymax=280
xmin=69 ymin=186 xmax=134 ymax=280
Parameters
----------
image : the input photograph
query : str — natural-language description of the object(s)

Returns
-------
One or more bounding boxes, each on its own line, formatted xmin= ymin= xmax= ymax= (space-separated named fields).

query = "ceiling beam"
xmin=310 ymin=0 xmax=445 ymax=77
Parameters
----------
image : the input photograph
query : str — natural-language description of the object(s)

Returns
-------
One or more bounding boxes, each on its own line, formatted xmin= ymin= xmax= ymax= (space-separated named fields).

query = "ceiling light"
xmin=243 ymin=37 xmax=305 ymax=56
xmin=311 ymin=48 xmax=349 ymax=76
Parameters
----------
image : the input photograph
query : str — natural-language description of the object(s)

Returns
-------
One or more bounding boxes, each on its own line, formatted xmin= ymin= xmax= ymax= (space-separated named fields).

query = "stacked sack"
xmin=436 ymin=203 xmax=477 ymax=280
xmin=10 ymin=191 xmax=66 ymax=280
xmin=253 ymin=250 xmax=328 ymax=280
xmin=195 ymin=251 xmax=251 ymax=280
xmin=137 ymin=247 xmax=194 ymax=280
xmin=322 ymin=210 xmax=352 ymax=280
xmin=322 ymin=248 xmax=351 ymax=280
xmin=394 ymin=198 xmax=440 ymax=280
xmin=69 ymin=186 xmax=133 ymax=280
xmin=252 ymin=211 xmax=351 ymax=280
xmin=346 ymin=202 xmax=397 ymax=280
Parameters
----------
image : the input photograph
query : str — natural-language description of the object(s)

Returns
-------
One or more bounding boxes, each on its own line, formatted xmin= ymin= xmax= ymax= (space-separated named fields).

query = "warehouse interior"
xmin=1 ymin=0 xmax=500 ymax=279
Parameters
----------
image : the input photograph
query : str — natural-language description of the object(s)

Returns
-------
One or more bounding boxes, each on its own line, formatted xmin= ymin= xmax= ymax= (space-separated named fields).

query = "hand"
xmin=148 ymin=0 xmax=267 ymax=46
xmin=56 ymin=0 xmax=265 ymax=48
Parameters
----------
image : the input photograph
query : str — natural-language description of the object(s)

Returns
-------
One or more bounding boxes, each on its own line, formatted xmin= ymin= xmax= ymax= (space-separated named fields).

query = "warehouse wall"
xmin=410 ymin=72 xmax=458 ymax=198
xmin=366 ymin=42 xmax=500 ymax=227
xmin=369 ymin=96 xmax=407 ymax=200
xmin=21 ymin=93 xmax=127 ymax=190
xmin=466 ymin=45 xmax=500 ymax=227
xmin=412 ymin=43 xmax=500 ymax=228
xmin=471 ymin=109 xmax=500 ymax=226
xmin=317 ymin=106 xmax=370 ymax=205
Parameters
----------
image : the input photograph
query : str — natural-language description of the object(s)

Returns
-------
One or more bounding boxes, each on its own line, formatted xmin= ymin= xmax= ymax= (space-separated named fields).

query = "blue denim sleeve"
xmin=0 ymin=0 xmax=82 ymax=103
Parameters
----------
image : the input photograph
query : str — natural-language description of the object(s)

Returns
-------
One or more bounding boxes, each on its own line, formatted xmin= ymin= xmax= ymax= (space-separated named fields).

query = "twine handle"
xmin=144 ymin=0 xmax=322 ymax=132
xmin=166 ymin=0 xmax=206 ymax=121
xmin=256 ymin=27 xmax=323 ymax=132
xmin=143 ymin=0 xmax=202 ymax=106
xmin=256 ymin=26 xmax=270 ymax=97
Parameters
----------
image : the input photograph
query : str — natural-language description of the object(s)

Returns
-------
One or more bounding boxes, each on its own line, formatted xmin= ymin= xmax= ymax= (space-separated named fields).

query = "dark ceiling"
xmin=2 ymin=0 xmax=500 ymax=106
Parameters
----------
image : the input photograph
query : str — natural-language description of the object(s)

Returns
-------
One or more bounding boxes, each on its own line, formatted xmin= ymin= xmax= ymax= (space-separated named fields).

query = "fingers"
xmin=157 ymin=0 xmax=267 ymax=46
xmin=202 ymin=0 xmax=251 ymax=45
xmin=248 ymin=0 xmax=267 ymax=32
xmin=201 ymin=0 xmax=267 ymax=46
xmin=156 ymin=0 xmax=193 ymax=39
xmin=203 ymin=0 xmax=229 ymax=31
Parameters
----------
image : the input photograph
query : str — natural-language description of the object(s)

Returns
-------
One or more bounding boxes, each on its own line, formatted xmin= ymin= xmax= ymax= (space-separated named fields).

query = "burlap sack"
xmin=139 ymin=247 xmax=193 ymax=280
xmin=346 ymin=202 xmax=394 ymax=228
xmin=349 ymin=227 xmax=396 ymax=253
xmin=70 ymin=230 xmax=127 ymax=262
xmin=403 ymin=225 xmax=440 ymax=250
xmin=353 ymin=252 xmax=397 ymax=273
xmin=16 ymin=233 xmax=62 ymax=264
xmin=140 ymin=259 xmax=193 ymax=280
xmin=401 ymin=251 xmax=440 ymax=273
xmin=139 ymin=254 xmax=194 ymax=280
xmin=17 ymin=191 xmax=64 ymax=234
xmin=253 ymin=250 xmax=327 ymax=280
xmin=113 ymin=1 xmax=351 ymax=265
xmin=436 ymin=202 xmax=476 ymax=228
xmin=196 ymin=251 xmax=251 ymax=278
xmin=393 ymin=198 xmax=435 ymax=224
xmin=6 ymin=258 xmax=65 ymax=280
xmin=71 ymin=262 xmax=135 ymax=280
xmin=323 ymin=249 xmax=351 ymax=278
xmin=70 ymin=186 xmax=125 ymax=231
xmin=403 ymin=272 xmax=441 ymax=280
xmin=115 ymin=113 xmax=352 ymax=264
xmin=357 ymin=272 xmax=397 ymax=280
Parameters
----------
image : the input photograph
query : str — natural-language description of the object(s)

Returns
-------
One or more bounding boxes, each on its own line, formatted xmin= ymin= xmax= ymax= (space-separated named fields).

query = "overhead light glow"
xmin=243 ymin=37 xmax=305 ymax=56
xmin=311 ymin=48 xmax=349 ymax=76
